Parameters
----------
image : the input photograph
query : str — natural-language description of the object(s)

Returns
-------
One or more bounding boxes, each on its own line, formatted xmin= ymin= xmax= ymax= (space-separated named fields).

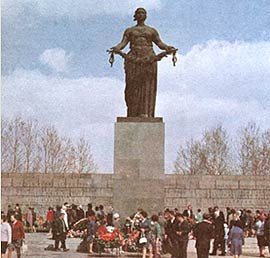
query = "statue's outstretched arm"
xmin=111 ymin=29 xmax=129 ymax=51
xmin=153 ymin=29 xmax=176 ymax=54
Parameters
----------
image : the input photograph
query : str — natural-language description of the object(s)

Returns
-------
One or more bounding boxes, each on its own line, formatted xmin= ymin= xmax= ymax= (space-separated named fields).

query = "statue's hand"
xmin=110 ymin=47 xmax=122 ymax=55
xmin=166 ymin=46 xmax=177 ymax=54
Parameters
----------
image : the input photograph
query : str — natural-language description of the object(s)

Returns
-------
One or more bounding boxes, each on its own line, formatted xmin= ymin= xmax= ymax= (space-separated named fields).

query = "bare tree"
xmin=174 ymin=140 xmax=205 ymax=175
xmin=259 ymin=129 xmax=270 ymax=174
xmin=1 ymin=119 xmax=10 ymax=171
xmin=202 ymin=126 xmax=231 ymax=175
xmin=237 ymin=122 xmax=260 ymax=175
xmin=1 ymin=117 xmax=98 ymax=173
xmin=75 ymin=138 xmax=97 ymax=173
xmin=3 ymin=117 xmax=25 ymax=172
xmin=238 ymin=123 xmax=270 ymax=175
xmin=174 ymin=126 xmax=232 ymax=175
xmin=20 ymin=120 xmax=37 ymax=173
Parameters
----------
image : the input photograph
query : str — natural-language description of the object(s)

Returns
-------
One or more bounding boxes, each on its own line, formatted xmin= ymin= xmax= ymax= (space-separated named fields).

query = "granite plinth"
xmin=113 ymin=118 xmax=165 ymax=216
xmin=114 ymin=117 xmax=165 ymax=178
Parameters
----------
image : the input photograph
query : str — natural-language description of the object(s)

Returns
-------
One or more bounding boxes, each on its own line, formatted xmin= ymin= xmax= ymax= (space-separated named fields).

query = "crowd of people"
xmin=1 ymin=204 xmax=25 ymax=258
xmin=1 ymin=203 xmax=270 ymax=258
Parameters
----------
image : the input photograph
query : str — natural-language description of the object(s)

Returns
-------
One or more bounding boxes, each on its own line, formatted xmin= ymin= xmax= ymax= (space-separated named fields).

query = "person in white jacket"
xmin=1 ymin=214 xmax=12 ymax=258
xmin=61 ymin=206 xmax=69 ymax=231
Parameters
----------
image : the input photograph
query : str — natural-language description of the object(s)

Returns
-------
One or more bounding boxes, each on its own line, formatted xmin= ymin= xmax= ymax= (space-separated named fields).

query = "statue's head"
xmin=133 ymin=8 xmax=147 ymax=21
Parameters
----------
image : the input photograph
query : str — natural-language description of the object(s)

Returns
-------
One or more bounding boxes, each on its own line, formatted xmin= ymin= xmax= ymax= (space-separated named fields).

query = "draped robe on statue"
xmin=114 ymin=24 xmax=170 ymax=118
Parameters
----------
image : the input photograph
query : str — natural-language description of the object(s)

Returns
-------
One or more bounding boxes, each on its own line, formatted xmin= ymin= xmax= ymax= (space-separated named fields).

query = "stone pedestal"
xmin=113 ymin=117 xmax=165 ymax=216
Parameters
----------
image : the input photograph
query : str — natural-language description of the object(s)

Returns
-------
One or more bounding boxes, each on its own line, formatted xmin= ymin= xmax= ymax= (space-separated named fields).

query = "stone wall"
xmin=1 ymin=173 xmax=113 ymax=215
xmin=1 ymin=173 xmax=270 ymax=216
xmin=165 ymin=175 xmax=270 ymax=212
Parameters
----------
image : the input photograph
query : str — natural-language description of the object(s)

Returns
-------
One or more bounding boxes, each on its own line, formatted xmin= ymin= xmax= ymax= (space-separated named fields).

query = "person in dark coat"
xmin=52 ymin=212 xmax=69 ymax=252
xmin=193 ymin=213 xmax=214 ymax=258
xmin=176 ymin=213 xmax=190 ymax=258
xmin=76 ymin=205 xmax=85 ymax=221
xmin=14 ymin=204 xmax=22 ymax=222
xmin=86 ymin=203 xmax=94 ymax=218
xmin=183 ymin=205 xmax=194 ymax=220
xmin=210 ymin=207 xmax=225 ymax=255
xmin=264 ymin=212 xmax=270 ymax=254
xmin=164 ymin=210 xmax=179 ymax=258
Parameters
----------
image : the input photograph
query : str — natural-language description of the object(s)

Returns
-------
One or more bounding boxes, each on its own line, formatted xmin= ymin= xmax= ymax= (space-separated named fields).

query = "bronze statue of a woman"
xmin=110 ymin=8 xmax=177 ymax=118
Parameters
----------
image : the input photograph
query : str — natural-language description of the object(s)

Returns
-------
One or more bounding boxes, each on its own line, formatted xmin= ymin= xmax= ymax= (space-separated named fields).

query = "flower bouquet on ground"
xmin=69 ymin=218 xmax=88 ymax=238
xmin=95 ymin=225 xmax=124 ymax=252
xmin=122 ymin=229 xmax=140 ymax=252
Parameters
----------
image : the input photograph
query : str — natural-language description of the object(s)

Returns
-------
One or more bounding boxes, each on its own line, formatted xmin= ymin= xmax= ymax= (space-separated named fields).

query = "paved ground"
xmin=7 ymin=233 xmax=269 ymax=258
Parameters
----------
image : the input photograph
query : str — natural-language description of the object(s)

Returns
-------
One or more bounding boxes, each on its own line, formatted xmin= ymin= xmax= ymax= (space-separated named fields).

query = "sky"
xmin=2 ymin=0 xmax=270 ymax=173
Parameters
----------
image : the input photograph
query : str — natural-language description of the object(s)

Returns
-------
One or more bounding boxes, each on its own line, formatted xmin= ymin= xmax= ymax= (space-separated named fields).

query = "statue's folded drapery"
xmin=124 ymin=47 xmax=157 ymax=117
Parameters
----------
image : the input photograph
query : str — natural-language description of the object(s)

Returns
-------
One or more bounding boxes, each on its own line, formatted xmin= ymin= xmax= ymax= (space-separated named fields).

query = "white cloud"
xmin=157 ymin=40 xmax=270 ymax=170
xmin=2 ymin=40 xmax=270 ymax=172
xmin=2 ymin=0 xmax=162 ymax=19
xmin=2 ymin=68 xmax=126 ymax=172
xmin=39 ymin=48 xmax=72 ymax=73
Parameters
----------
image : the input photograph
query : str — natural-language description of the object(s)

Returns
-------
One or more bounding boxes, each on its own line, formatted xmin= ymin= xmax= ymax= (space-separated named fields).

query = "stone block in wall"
xmin=254 ymin=199 xmax=270 ymax=208
xmin=12 ymin=178 xmax=24 ymax=187
xmin=1 ymin=177 xmax=12 ymax=187
xmin=264 ymin=190 xmax=270 ymax=199
xmin=255 ymin=180 xmax=270 ymax=189
xmin=70 ymin=188 xmax=83 ymax=197
xmin=165 ymin=175 xmax=177 ymax=187
xmin=82 ymin=188 xmax=96 ymax=197
xmin=24 ymin=178 xmax=39 ymax=187
xmin=77 ymin=178 xmax=93 ymax=187
xmin=53 ymin=178 xmax=66 ymax=187
xmin=198 ymin=176 xmax=216 ymax=189
xmin=211 ymin=189 xmax=233 ymax=199
xmin=175 ymin=176 xmax=200 ymax=189
xmin=39 ymin=177 xmax=53 ymax=187
xmin=66 ymin=178 xmax=79 ymax=187
xmin=233 ymin=189 xmax=265 ymax=199
xmin=239 ymin=179 xmax=256 ymax=189
xmin=164 ymin=198 xmax=174 ymax=208
xmin=2 ymin=187 xmax=17 ymax=196
xmin=195 ymin=189 xmax=211 ymax=198
xmin=96 ymin=188 xmax=113 ymax=197
xmin=216 ymin=179 xmax=238 ymax=189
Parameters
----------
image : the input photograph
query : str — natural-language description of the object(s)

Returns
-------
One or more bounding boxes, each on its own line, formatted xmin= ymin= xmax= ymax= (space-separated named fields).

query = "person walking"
xmin=13 ymin=205 xmax=22 ymax=222
xmin=176 ymin=213 xmax=190 ymax=258
xmin=1 ymin=215 xmax=12 ymax=258
xmin=76 ymin=205 xmax=85 ymax=221
xmin=264 ymin=211 xmax=270 ymax=255
xmin=164 ymin=210 xmax=179 ymax=258
xmin=228 ymin=220 xmax=245 ymax=258
xmin=193 ymin=213 xmax=214 ymax=258
xmin=60 ymin=205 xmax=69 ymax=231
xmin=53 ymin=212 xmax=69 ymax=252
xmin=255 ymin=215 xmax=266 ymax=257
xmin=26 ymin=207 xmax=33 ymax=233
xmin=31 ymin=208 xmax=37 ymax=233
xmin=197 ymin=209 xmax=203 ymax=223
xmin=210 ymin=206 xmax=226 ymax=256
xmin=86 ymin=210 xmax=97 ymax=254
xmin=150 ymin=215 xmax=163 ymax=258
xmin=46 ymin=207 xmax=54 ymax=237
xmin=8 ymin=215 xmax=25 ymax=258
xmin=139 ymin=211 xmax=153 ymax=258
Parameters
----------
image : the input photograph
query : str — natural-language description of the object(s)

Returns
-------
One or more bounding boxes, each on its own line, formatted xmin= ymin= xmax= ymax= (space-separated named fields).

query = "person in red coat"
xmin=8 ymin=215 xmax=25 ymax=258
xmin=46 ymin=207 xmax=54 ymax=237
